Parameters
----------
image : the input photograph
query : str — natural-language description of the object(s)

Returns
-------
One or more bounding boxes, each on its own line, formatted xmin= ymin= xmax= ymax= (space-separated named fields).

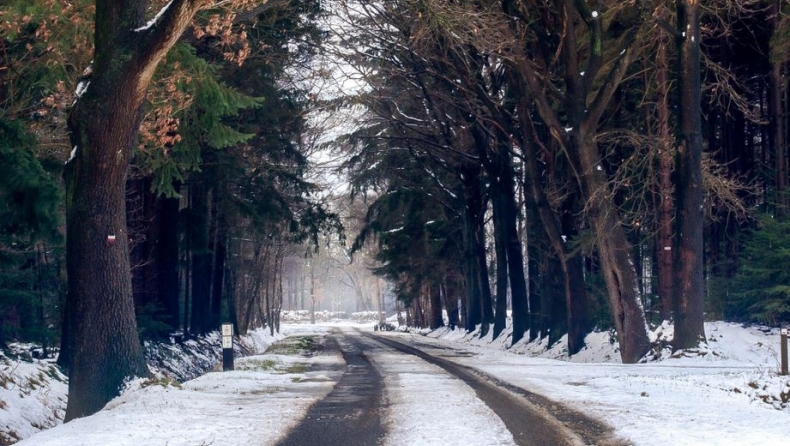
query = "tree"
xmin=723 ymin=214 xmax=790 ymax=325
xmin=498 ymin=0 xmax=652 ymax=362
xmin=769 ymin=0 xmax=790 ymax=214
xmin=672 ymin=0 xmax=706 ymax=349
xmin=0 ymin=119 xmax=62 ymax=351
xmin=61 ymin=0 xmax=226 ymax=420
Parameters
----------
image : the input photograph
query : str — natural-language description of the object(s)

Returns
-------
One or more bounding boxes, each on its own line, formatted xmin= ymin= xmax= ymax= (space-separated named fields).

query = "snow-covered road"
xmin=10 ymin=321 xmax=790 ymax=446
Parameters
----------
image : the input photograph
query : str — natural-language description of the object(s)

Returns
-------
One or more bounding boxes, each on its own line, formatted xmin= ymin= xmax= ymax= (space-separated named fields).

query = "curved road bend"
xmin=276 ymin=329 xmax=624 ymax=446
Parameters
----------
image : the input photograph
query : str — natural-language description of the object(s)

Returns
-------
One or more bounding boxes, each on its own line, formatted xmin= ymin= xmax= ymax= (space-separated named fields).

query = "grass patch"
xmin=141 ymin=377 xmax=182 ymax=389
xmin=242 ymin=358 xmax=280 ymax=371
xmin=265 ymin=336 xmax=319 ymax=356
xmin=242 ymin=387 xmax=284 ymax=395
xmin=283 ymin=364 xmax=308 ymax=374
xmin=241 ymin=359 xmax=308 ymax=375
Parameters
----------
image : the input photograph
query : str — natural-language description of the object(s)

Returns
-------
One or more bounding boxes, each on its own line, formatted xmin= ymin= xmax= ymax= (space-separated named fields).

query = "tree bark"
xmin=189 ymin=180 xmax=212 ymax=334
xmin=461 ymin=167 xmax=485 ymax=331
xmin=128 ymin=177 xmax=158 ymax=322
xmin=542 ymin=256 xmax=567 ymax=346
xmin=63 ymin=0 xmax=213 ymax=420
xmin=502 ymin=169 xmax=530 ymax=345
xmin=673 ymin=0 xmax=706 ymax=350
xmin=445 ymin=276 xmax=460 ymax=329
xmin=157 ymin=189 xmax=181 ymax=330
xmin=573 ymin=134 xmax=651 ymax=363
xmin=429 ymin=283 xmax=443 ymax=329
xmin=526 ymin=204 xmax=542 ymax=342
xmin=491 ymin=176 xmax=510 ymax=339
xmin=209 ymin=190 xmax=226 ymax=329
xmin=517 ymin=95 xmax=588 ymax=353
xmin=655 ymin=30 xmax=675 ymax=322
xmin=509 ymin=0 xmax=651 ymax=362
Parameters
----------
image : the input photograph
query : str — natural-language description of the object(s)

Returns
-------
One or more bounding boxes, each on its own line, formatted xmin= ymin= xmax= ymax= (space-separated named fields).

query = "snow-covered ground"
xmin=414 ymin=321 xmax=790 ymax=445
xmin=2 ymin=320 xmax=789 ymax=445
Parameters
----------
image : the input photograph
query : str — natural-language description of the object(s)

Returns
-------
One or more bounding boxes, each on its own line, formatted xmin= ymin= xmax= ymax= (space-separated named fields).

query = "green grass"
xmin=265 ymin=336 xmax=319 ymax=356
xmin=242 ymin=358 xmax=280 ymax=371
xmin=283 ymin=363 xmax=308 ymax=374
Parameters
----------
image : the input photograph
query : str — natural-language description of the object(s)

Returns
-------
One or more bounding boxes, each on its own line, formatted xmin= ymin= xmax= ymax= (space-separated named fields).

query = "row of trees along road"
xmin=333 ymin=0 xmax=789 ymax=362
xmin=1 ymin=0 xmax=339 ymax=420
xmin=1 ymin=0 xmax=790 ymax=423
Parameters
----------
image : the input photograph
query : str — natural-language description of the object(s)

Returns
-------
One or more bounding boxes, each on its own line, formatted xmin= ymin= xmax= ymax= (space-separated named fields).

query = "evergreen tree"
xmin=0 ymin=119 xmax=62 ymax=350
xmin=723 ymin=215 xmax=790 ymax=325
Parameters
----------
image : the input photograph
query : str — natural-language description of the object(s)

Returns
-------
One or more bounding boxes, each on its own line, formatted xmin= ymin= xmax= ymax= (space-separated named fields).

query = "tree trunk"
xmin=475 ymin=214 xmax=493 ymax=335
xmin=128 ymin=177 xmax=158 ymax=324
xmin=518 ymin=103 xmax=588 ymax=353
xmin=655 ymin=30 xmax=675 ymax=322
xmin=526 ymin=205 xmax=542 ymax=342
xmin=542 ymin=256 xmax=567 ymax=346
xmin=157 ymin=188 xmax=181 ymax=330
xmin=445 ymin=276 xmax=460 ymax=329
xmin=209 ymin=191 xmax=226 ymax=329
xmin=673 ymin=0 xmax=706 ymax=349
xmin=491 ymin=184 xmax=510 ymax=339
xmin=376 ymin=278 xmax=384 ymax=323
xmin=511 ymin=0 xmax=650 ymax=361
xmin=189 ymin=180 xmax=212 ymax=334
xmin=462 ymin=168 xmax=484 ymax=331
xmin=63 ymin=0 xmax=213 ymax=420
xmin=502 ymin=174 xmax=529 ymax=345
xmin=63 ymin=69 xmax=149 ymax=421
xmin=522 ymin=131 xmax=590 ymax=355
xmin=309 ymin=262 xmax=316 ymax=325
xmin=429 ymin=283 xmax=443 ymax=329
xmin=573 ymin=134 xmax=650 ymax=363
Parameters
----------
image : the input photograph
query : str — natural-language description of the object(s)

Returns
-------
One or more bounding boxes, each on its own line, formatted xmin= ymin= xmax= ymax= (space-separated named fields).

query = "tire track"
xmin=364 ymin=331 xmax=627 ymax=446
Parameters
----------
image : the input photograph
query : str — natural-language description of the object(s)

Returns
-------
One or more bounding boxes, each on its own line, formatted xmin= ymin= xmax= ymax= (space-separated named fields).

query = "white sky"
xmin=3 ymin=321 xmax=789 ymax=446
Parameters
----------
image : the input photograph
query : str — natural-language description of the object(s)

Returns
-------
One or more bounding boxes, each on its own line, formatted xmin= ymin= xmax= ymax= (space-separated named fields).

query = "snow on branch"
xmin=134 ymin=1 xmax=175 ymax=32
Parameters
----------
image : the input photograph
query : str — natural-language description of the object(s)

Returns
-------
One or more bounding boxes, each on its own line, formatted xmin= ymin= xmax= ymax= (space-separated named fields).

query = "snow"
xmin=420 ymin=321 xmax=789 ymax=445
xmin=66 ymin=146 xmax=77 ymax=164
xmin=74 ymin=81 xmax=89 ymax=99
xmin=4 ymin=321 xmax=789 ymax=446
xmin=0 ymin=356 xmax=67 ymax=443
xmin=133 ymin=1 xmax=173 ymax=32
xmin=375 ymin=345 xmax=514 ymax=445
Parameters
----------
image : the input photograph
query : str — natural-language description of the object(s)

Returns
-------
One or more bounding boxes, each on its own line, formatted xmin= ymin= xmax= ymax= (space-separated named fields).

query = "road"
xmin=276 ymin=328 xmax=624 ymax=446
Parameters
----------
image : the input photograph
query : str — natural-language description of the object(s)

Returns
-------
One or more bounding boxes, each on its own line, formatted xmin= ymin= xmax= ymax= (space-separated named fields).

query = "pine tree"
xmin=0 ymin=119 xmax=62 ymax=350
xmin=724 ymin=215 xmax=790 ymax=325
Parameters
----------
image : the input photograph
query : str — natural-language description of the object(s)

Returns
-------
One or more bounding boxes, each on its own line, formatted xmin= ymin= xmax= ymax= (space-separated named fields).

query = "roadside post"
xmin=222 ymin=323 xmax=234 ymax=371
xmin=781 ymin=328 xmax=788 ymax=376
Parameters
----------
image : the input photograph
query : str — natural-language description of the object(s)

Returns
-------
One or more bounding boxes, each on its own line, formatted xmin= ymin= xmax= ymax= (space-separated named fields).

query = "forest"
xmin=0 ymin=0 xmax=789 ymax=420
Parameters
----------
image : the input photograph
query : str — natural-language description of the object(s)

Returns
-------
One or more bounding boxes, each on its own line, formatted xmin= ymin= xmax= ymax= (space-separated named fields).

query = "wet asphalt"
xmin=275 ymin=333 xmax=386 ymax=446
xmin=275 ymin=330 xmax=623 ymax=446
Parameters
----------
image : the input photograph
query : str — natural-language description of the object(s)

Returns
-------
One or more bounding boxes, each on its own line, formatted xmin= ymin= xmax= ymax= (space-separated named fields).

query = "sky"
xmin=2 ymin=320 xmax=789 ymax=446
